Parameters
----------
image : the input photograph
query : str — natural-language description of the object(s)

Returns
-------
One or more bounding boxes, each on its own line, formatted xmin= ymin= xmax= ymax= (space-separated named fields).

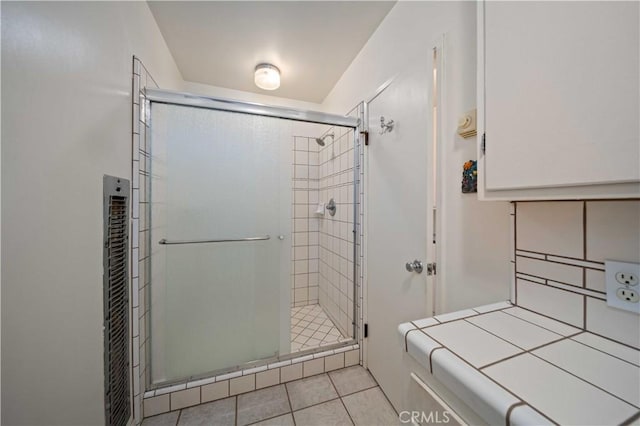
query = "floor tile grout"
xmin=145 ymin=367 xmax=386 ymax=426
xmin=327 ymin=371 xmax=356 ymax=425
xmin=284 ymin=382 xmax=297 ymax=426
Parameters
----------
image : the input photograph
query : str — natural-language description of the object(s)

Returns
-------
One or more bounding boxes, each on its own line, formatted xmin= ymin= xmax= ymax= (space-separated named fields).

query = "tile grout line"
xmin=529 ymin=351 xmax=640 ymax=410
xmin=500 ymin=308 xmax=579 ymax=336
xmin=515 ymin=271 xmax=606 ymax=295
xmin=421 ymin=340 xmax=557 ymax=425
xmin=511 ymin=305 xmax=586 ymax=332
xmin=423 ymin=318 xmax=637 ymax=422
xmin=568 ymin=337 xmax=640 ymax=368
xmin=326 ymin=372 xmax=356 ymax=425
xmin=517 ymin=276 xmax=605 ymax=302
xmin=283 ymin=380 xmax=296 ymax=426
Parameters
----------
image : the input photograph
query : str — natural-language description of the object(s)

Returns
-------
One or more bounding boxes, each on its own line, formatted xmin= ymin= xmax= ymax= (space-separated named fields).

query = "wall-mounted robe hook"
xmin=380 ymin=116 xmax=394 ymax=134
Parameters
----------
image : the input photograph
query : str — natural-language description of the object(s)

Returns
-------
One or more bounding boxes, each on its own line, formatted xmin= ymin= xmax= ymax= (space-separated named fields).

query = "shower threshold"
xmin=291 ymin=304 xmax=351 ymax=353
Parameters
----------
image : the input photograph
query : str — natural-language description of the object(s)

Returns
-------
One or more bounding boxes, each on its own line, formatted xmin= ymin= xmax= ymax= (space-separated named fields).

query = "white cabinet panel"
xmin=479 ymin=1 xmax=639 ymax=197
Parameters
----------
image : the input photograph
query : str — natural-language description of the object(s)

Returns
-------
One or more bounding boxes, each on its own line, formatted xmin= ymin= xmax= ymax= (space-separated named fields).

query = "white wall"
xmin=322 ymin=1 xmax=511 ymax=314
xmin=1 ymin=2 xmax=182 ymax=425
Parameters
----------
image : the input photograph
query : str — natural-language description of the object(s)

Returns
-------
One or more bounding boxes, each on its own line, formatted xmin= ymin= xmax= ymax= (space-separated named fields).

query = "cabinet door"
xmin=482 ymin=1 xmax=639 ymax=192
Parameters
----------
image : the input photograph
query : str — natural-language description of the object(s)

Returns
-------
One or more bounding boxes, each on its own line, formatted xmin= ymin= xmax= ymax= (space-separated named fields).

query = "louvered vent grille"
xmin=103 ymin=176 xmax=131 ymax=426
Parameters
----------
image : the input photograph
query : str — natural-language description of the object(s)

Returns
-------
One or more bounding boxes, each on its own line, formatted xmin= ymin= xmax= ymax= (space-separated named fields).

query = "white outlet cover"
xmin=605 ymin=260 xmax=640 ymax=314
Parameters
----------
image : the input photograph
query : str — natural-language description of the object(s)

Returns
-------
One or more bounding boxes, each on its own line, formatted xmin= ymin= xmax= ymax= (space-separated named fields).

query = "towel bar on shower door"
xmin=158 ymin=235 xmax=271 ymax=245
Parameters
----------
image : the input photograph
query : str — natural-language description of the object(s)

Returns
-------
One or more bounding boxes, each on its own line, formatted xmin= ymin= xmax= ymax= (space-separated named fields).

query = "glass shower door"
xmin=149 ymin=103 xmax=291 ymax=383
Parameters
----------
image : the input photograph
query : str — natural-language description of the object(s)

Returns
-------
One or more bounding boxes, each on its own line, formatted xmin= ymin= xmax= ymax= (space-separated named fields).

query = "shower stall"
xmin=144 ymin=90 xmax=360 ymax=387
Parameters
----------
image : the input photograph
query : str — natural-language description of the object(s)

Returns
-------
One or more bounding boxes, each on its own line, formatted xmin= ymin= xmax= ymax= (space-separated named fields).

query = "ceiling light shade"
xmin=254 ymin=64 xmax=280 ymax=90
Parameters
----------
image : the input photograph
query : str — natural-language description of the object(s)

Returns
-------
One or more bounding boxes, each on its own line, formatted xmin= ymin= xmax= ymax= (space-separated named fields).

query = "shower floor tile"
xmin=290 ymin=304 xmax=351 ymax=353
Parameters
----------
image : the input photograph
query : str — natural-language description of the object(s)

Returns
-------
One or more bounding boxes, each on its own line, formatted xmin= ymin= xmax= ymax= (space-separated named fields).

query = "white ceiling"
xmin=148 ymin=1 xmax=395 ymax=103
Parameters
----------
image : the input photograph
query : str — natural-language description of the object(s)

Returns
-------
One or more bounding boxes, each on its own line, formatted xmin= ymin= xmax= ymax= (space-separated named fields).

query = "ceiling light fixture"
xmin=254 ymin=63 xmax=280 ymax=90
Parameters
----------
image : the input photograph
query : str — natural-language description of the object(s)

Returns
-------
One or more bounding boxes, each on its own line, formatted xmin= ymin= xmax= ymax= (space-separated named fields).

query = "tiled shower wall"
xmin=318 ymin=127 xmax=356 ymax=337
xmin=131 ymin=56 xmax=157 ymax=424
xmin=513 ymin=200 xmax=640 ymax=349
xmin=291 ymin=136 xmax=321 ymax=307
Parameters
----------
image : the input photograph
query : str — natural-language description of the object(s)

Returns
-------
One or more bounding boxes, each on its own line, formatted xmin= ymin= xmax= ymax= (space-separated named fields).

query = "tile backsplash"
xmin=513 ymin=200 xmax=640 ymax=348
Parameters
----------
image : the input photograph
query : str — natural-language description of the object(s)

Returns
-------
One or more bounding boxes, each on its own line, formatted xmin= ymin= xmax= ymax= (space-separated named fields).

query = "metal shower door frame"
xmin=145 ymin=88 xmax=359 ymax=128
xmin=144 ymin=88 xmax=362 ymax=388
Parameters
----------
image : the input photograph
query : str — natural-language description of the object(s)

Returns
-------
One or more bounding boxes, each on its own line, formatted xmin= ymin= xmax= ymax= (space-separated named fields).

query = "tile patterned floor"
xmin=290 ymin=304 xmax=351 ymax=353
xmin=142 ymin=366 xmax=399 ymax=426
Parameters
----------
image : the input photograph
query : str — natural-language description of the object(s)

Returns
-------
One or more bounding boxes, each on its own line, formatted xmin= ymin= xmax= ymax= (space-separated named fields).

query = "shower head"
xmin=315 ymin=133 xmax=334 ymax=147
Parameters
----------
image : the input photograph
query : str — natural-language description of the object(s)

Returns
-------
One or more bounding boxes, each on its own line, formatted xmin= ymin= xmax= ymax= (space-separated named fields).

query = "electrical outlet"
xmin=615 ymin=271 xmax=638 ymax=286
xmin=605 ymin=260 xmax=640 ymax=314
xmin=616 ymin=288 xmax=639 ymax=303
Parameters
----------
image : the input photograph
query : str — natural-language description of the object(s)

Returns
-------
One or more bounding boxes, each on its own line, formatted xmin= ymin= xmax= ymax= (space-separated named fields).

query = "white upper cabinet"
xmin=477 ymin=1 xmax=640 ymax=200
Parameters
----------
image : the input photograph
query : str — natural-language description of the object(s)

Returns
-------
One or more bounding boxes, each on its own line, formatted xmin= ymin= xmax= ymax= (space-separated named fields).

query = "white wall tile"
xmin=324 ymin=353 xmax=345 ymax=371
xmin=293 ymin=233 xmax=308 ymax=246
xmin=585 ymin=298 xmax=640 ymax=348
xmin=516 ymin=256 xmax=583 ymax=287
xmin=293 ymin=190 xmax=308 ymax=204
xmin=295 ymin=151 xmax=308 ymax=165
xmin=143 ymin=394 xmax=169 ymax=417
xmin=294 ymin=274 xmax=308 ymax=288
xmin=585 ymin=269 xmax=606 ymax=292
xmin=516 ymin=280 xmax=584 ymax=328
xmin=294 ymin=260 xmax=308 ymax=274
xmin=308 ymin=286 xmax=318 ymax=301
xmin=294 ymin=288 xmax=308 ymax=304
xmin=294 ymin=205 xmax=307 ymax=218
xmin=586 ymin=201 xmax=640 ymax=263
xmin=256 ymin=369 xmax=280 ymax=389
xmin=303 ymin=358 xmax=324 ymax=377
xmin=280 ymin=363 xmax=303 ymax=382
xmin=295 ymin=137 xmax=308 ymax=151
xmin=294 ymin=166 xmax=308 ymax=180
xmin=170 ymin=388 xmax=199 ymax=410
xmin=201 ymin=381 xmax=229 ymax=403
xmin=229 ymin=374 xmax=255 ymax=395
xmin=516 ymin=202 xmax=583 ymax=258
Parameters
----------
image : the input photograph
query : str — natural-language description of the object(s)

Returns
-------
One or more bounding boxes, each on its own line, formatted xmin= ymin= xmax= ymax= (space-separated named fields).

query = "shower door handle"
xmin=159 ymin=235 xmax=271 ymax=245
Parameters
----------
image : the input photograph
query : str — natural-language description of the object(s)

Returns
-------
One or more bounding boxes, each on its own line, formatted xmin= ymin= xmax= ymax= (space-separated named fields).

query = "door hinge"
xmin=481 ymin=133 xmax=486 ymax=155
xmin=361 ymin=130 xmax=369 ymax=146
xmin=364 ymin=323 xmax=369 ymax=338
xmin=426 ymin=263 xmax=437 ymax=276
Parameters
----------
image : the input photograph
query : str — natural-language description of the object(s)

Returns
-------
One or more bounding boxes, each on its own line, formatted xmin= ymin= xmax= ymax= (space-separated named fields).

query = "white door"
xmin=366 ymin=58 xmax=436 ymax=409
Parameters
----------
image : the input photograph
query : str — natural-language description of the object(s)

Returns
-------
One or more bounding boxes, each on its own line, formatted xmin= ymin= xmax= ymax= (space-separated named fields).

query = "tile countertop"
xmin=398 ymin=301 xmax=640 ymax=426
